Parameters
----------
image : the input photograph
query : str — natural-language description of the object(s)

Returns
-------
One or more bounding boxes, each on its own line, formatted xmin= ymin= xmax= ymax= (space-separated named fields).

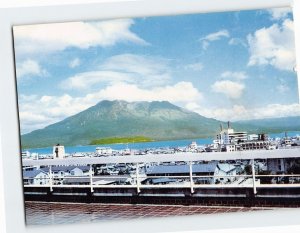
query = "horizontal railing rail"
xmin=23 ymin=170 xmax=300 ymax=194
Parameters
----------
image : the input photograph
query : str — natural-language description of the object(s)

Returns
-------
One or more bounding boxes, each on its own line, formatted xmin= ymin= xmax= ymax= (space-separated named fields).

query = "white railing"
xmin=23 ymin=161 xmax=300 ymax=195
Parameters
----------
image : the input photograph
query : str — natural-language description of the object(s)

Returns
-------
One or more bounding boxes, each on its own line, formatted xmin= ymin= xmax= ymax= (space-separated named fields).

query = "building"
xmin=41 ymin=165 xmax=90 ymax=176
xmin=238 ymin=141 xmax=272 ymax=151
xmin=23 ymin=169 xmax=48 ymax=185
xmin=146 ymin=163 xmax=217 ymax=184
xmin=40 ymin=165 xmax=91 ymax=185
xmin=216 ymin=123 xmax=247 ymax=145
xmin=146 ymin=162 xmax=237 ymax=185
xmin=53 ymin=144 xmax=65 ymax=159
xmin=96 ymin=147 xmax=113 ymax=156
xmin=248 ymin=134 xmax=259 ymax=141
xmin=21 ymin=151 xmax=30 ymax=158
xmin=225 ymin=144 xmax=236 ymax=152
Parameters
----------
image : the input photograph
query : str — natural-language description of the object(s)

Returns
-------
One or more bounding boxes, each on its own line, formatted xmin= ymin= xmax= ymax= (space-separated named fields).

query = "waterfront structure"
xmin=238 ymin=141 xmax=272 ymax=151
xmin=212 ymin=124 xmax=280 ymax=152
xmin=53 ymin=144 xmax=65 ymax=159
xmin=96 ymin=147 xmax=113 ymax=156
xmin=216 ymin=123 xmax=247 ymax=145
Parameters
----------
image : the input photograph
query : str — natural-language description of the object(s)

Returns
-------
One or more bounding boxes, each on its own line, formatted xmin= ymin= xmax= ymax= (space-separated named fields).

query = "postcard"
xmin=13 ymin=7 xmax=300 ymax=225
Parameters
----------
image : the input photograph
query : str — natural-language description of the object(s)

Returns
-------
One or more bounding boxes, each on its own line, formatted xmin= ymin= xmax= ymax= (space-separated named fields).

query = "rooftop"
xmin=22 ymin=148 xmax=300 ymax=167
xmin=23 ymin=169 xmax=47 ymax=178
xmin=146 ymin=163 xmax=217 ymax=175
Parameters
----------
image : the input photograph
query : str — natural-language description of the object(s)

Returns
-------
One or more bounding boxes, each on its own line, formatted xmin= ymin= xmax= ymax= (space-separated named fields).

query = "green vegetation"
xmin=89 ymin=136 xmax=153 ymax=145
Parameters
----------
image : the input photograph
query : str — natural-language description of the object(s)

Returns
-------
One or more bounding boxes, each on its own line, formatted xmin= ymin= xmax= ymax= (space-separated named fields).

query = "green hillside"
xmin=21 ymin=100 xmax=224 ymax=148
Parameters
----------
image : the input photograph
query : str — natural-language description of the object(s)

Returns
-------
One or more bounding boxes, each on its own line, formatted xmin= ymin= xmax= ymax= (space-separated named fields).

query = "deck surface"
xmin=25 ymin=201 xmax=272 ymax=225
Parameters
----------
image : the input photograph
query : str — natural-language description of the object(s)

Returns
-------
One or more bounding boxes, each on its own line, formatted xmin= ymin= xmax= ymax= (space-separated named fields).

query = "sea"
xmin=25 ymin=131 xmax=300 ymax=154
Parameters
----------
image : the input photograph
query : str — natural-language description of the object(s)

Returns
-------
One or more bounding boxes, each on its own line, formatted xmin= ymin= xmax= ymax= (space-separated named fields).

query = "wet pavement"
xmin=25 ymin=201 xmax=273 ymax=225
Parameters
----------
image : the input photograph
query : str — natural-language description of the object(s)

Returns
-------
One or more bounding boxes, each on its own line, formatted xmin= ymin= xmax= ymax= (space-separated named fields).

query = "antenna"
xmin=220 ymin=123 xmax=223 ymax=131
xmin=227 ymin=121 xmax=230 ymax=129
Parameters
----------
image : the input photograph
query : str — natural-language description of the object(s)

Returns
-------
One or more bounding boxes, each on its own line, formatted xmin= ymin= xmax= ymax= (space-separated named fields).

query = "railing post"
xmin=90 ymin=164 xmax=94 ymax=193
xmin=136 ymin=163 xmax=140 ymax=193
xmin=251 ymin=159 xmax=257 ymax=195
xmin=189 ymin=161 xmax=194 ymax=194
xmin=49 ymin=165 xmax=53 ymax=192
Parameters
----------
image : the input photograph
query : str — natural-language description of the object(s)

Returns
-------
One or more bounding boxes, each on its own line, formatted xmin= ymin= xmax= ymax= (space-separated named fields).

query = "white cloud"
xmin=201 ymin=30 xmax=230 ymax=41
xmin=14 ymin=19 xmax=148 ymax=54
xmin=200 ymin=30 xmax=230 ymax=50
xmin=211 ymin=80 xmax=245 ymax=99
xmin=267 ymin=8 xmax=292 ymax=21
xmin=221 ymin=71 xmax=248 ymax=80
xmin=186 ymin=103 xmax=300 ymax=121
xmin=60 ymin=71 xmax=135 ymax=90
xmin=69 ymin=58 xmax=81 ymax=68
xmin=19 ymin=82 xmax=202 ymax=133
xmin=100 ymin=54 xmax=170 ymax=77
xmin=228 ymin=38 xmax=247 ymax=47
xmin=247 ymin=19 xmax=296 ymax=71
xmin=61 ymin=54 xmax=172 ymax=90
xmin=16 ymin=59 xmax=48 ymax=78
xmin=95 ymin=82 xmax=202 ymax=103
xmin=184 ymin=62 xmax=203 ymax=71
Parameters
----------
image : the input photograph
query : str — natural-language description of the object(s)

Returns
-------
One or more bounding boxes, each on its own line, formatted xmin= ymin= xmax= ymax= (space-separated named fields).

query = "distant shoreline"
xmin=21 ymin=135 xmax=214 ymax=150
xmin=21 ymin=131 xmax=300 ymax=150
xmin=89 ymin=136 xmax=154 ymax=145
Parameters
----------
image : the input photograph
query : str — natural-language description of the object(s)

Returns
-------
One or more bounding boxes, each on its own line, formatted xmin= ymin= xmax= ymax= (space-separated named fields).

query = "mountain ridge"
xmin=21 ymin=100 xmax=300 ymax=149
xmin=21 ymin=100 xmax=223 ymax=148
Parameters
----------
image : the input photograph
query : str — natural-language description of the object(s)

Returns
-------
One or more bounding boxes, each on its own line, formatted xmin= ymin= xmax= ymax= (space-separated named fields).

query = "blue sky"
xmin=13 ymin=7 xmax=298 ymax=134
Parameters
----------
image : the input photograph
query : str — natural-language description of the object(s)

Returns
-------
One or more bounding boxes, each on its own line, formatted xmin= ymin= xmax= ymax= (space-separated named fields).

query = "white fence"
xmin=23 ymin=154 xmax=300 ymax=195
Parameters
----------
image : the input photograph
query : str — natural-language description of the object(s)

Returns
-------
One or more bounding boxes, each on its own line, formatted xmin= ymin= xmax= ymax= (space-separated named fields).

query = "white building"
xmin=23 ymin=169 xmax=49 ymax=185
xmin=96 ymin=147 xmax=113 ymax=156
xmin=53 ymin=144 xmax=65 ymax=159
xmin=226 ymin=144 xmax=236 ymax=152
xmin=21 ymin=151 xmax=30 ymax=158
xmin=69 ymin=166 xmax=90 ymax=176
xmin=216 ymin=126 xmax=247 ymax=145
xmin=248 ymin=134 xmax=259 ymax=141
